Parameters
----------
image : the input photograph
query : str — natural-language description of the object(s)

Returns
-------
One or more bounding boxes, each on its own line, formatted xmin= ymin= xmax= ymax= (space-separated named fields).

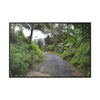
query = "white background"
xmin=0 ymin=0 xmax=100 ymax=100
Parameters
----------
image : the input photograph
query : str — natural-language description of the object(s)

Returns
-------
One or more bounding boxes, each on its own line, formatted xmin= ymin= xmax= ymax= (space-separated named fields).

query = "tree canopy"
xmin=10 ymin=23 xmax=91 ymax=77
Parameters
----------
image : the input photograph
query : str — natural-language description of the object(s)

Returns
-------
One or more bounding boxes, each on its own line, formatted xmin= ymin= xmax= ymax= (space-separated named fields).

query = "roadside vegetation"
xmin=10 ymin=23 xmax=91 ymax=77
xmin=37 ymin=23 xmax=91 ymax=76
xmin=10 ymin=24 xmax=44 ymax=77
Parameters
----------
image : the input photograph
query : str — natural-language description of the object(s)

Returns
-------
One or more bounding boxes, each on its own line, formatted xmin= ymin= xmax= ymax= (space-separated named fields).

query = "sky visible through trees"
xmin=9 ymin=23 xmax=91 ymax=77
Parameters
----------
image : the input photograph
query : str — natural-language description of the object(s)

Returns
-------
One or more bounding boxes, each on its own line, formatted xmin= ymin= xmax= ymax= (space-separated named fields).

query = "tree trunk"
xmin=19 ymin=25 xmax=23 ymax=36
xmin=30 ymin=27 xmax=33 ymax=43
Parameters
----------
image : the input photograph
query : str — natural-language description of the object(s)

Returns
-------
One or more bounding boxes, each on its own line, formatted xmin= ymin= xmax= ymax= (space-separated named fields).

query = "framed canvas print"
xmin=9 ymin=22 xmax=91 ymax=78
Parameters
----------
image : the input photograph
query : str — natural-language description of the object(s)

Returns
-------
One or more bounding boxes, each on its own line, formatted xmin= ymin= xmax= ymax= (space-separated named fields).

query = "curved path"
xmin=26 ymin=52 xmax=80 ymax=77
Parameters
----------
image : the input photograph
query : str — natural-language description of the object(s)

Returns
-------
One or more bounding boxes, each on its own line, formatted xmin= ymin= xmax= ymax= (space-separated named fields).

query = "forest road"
xmin=26 ymin=52 xmax=80 ymax=77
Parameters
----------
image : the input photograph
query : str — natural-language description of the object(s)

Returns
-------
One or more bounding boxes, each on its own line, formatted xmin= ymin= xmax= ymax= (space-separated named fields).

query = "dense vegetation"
xmin=9 ymin=24 xmax=44 ymax=77
xmin=38 ymin=23 xmax=91 ymax=76
xmin=10 ymin=23 xmax=91 ymax=77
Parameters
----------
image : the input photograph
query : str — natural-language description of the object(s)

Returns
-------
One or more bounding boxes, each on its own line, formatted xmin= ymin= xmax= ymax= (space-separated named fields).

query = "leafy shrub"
xmin=62 ymin=46 xmax=76 ymax=60
xmin=61 ymin=36 xmax=90 ymax=76
xmin=54 ymin=43 xmax=64 ymax=54
xmin=10 ymin=44 xmax=30 ymax=76
xmin=71 ymin=39 xmax=90 ymax=68
xmin=47 ymin=44 xmax=55 ymax=51
xmin=41 ymin=46 xmax=46 ymax=51
xmin=67 ymin=35 xmax=82 ymax=47
xmin=10 ymin=33 xmax=43 ymax=77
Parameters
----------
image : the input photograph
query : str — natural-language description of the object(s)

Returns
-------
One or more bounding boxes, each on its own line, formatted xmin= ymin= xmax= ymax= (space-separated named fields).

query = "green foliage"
xmin=10 ymin=32 xmax=17 ymax=43
xmin=71 ymin=39 xmax=90 ymax=68
xmin=51 ymin=24 xmax=91 ymax=76
xmin=10 ymin=23 xmax=91 ymax=76
xmin=67 ymin=35 xmax=82 ymax=47
xmin=74 ymin=29 xmax=82 ymax=35
xmin=44 ymin=23 xmax=52 ymax=30
xmin=45 ymin=44 xmax=55 ymax=51
xmin=45 ymin=35 xmax=54 ymax=45
xmin=35 ymin=39 xmax=43 ymax=50
xmin=54 ymin=43 xmax=64 ymax=54
xmin=10 ymin=32 xmax=43 ymax=77
xmin=41 ymin=45 xmax=46 ymax=51
xmin=62 ymin=46 xmax=76 ymax=60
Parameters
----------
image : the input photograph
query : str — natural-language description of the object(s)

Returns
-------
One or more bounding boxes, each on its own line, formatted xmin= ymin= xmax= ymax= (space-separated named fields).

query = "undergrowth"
xmin=10 ymin=32 xmax=43 ymax=77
